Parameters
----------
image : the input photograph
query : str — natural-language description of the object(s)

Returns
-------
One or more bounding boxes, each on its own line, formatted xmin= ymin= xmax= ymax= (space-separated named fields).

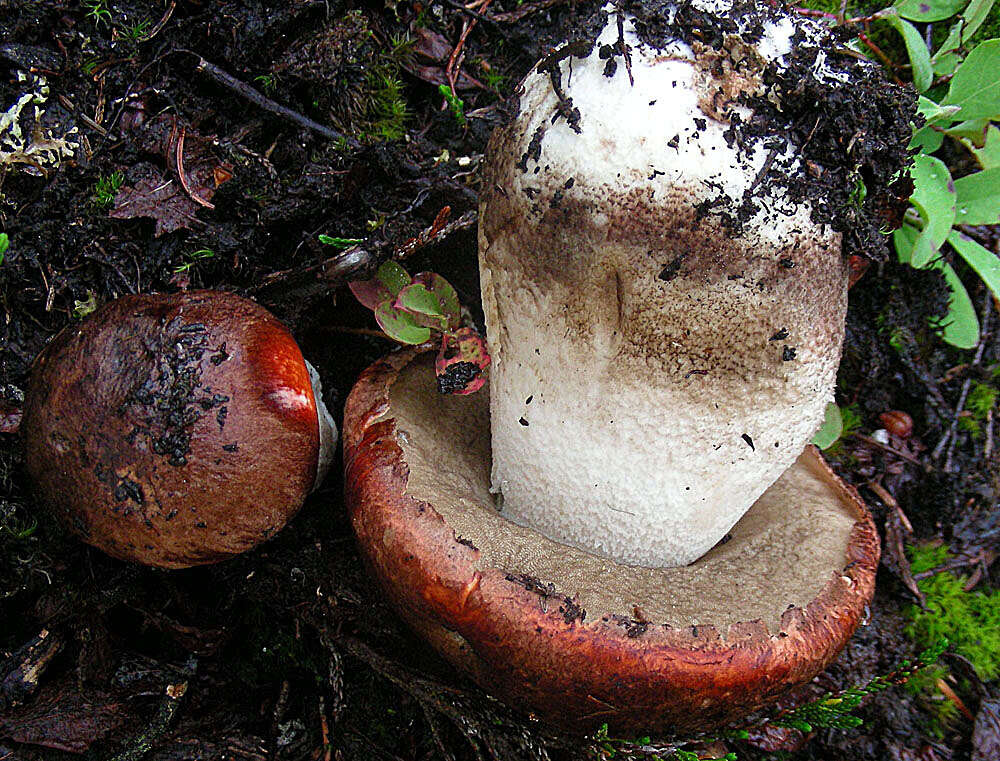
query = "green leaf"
xmin=953 ymin=167 xmax=1000 ymax=224
xmin=896 ymin=0 xmax=966 ymax=22
xmin=375 ymin=260 xmax=412 ymax=296
xmin=910 ymin=124 xmax=945 ymax=153
xmin=412 ymin=272 xmax=461 ymax=328
xmin=886 ymin=12 xmax=933 ymax=92
xmin=943 ymin=118 xmax=991 ymax=145
xmin=318 ymin=235 xmax=363 ymax=250
xmin=933 ymin=260 xmax=980 ymax=348
xmin=349 ymin=279 xmax=392 ymax=310
xmin=948 ymin=230 xmax=1000 ymax=301
xmin=961 ymin=0 xmax=998 ymax=42
xmin=812 ymin=403 xmax=844 ymax=450
xmin=374 ymin=301 xmax=432 ymax=344
xmin=907 ymin=154 xmax=957 ymax=268
xmin=895 ymin=224 xmax=978 ymax=347
xmin=942 ymin=39 xmax=1000 ymax=121
xmin=916 ymin=96 xmax=960 ymax=125
xmin=395 ymin=283 xmax=451 ymax=331
xmin=930 ymin=22 xmax=962 ymax=76
xmin=965 ymin=124 xmax=1000 ymax=169
xmin=0 ymin=232 xmax=8 ymax=264
xmin=396 ymin=283 xmax=445 ymax=317
xmin=894 ymin=222 xmax=920 ymax=265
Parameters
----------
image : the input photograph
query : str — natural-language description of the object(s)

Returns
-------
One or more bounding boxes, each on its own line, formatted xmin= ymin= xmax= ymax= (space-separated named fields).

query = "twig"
xmin=986 ymin=408 xmax=994 ymax=459
xmin=857 ymin=33 xmax=904 ymax=84
xmin=319 ymin=696 xmax=332 ymax=761
xmin=935 ymin=293 xmax=993 ymax=470
xmin=913 ymin=553 xmax=987 ymax=580
xmin=867 ymin=480 xmax=913 ymax=532
xmin=421 ymin=704 xmax=457 ymax=761
xmin=446 ymin=0 xmax=494 ymax=97
xmin=317 ymin=326 xmax=393 ymax=339
xmin=440 ymin=0 xmax=504 ymax=29
xmin=851 ymin=433 xmax=928 ymax=468
xmin=190 ymin=54 xmax=360 ymax=148
xmin=104 ymin=682 xmax=188 ymax=761
xmin=175 ymin=127 xmax=215 ymax=209
xmin=493 ymin=0 xmax=569 ymax=23
xmin=139 ymin=0 xmax=176 ymax=42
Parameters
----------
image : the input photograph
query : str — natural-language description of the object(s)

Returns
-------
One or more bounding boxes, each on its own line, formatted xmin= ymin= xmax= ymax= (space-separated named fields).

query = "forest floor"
xmin=1 ymin=1 xmax=998 ymax=760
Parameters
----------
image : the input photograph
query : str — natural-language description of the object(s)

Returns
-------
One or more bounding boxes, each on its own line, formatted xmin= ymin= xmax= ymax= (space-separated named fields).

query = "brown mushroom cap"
xmin=23 ymin=290 xmax=327 ymax=568
xmin=344 ymin=349 xmax=880 ymax=734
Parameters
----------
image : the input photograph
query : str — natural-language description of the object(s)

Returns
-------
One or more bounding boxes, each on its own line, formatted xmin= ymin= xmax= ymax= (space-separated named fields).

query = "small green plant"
xmin=811 ymin=402 xmax=862 ymax=449
xmin=585 ymin=641 xmax=947 ymax=759
xmin=120 ymin=17 xmax=151 ymax=41
xmin=481 ymin=65 xmax=506 ymax=94
xmin=878 ymin=1 xmax=1000 ymax=349
xmin=367 ymin=69 xmax=409 ymax=141
xmin=438 ymin=84 xmax=468 ymax=127
xmin=173 ymin=248 xmax=216 ymax=274
xmin=93 ymin=171 xmax=124 ymax=208
xmin=318 ymin=235 xmax=364 ymax=251
xmin=0 ymin=232 xmax=9 ymax=265
xmin=905 ymin=544 xmax=1000 ymax=680
xmin=0 ymin=504 xmax=38 ymax=541
xmin=350 ymin=261 xmax=490 ymax=395
xmin=770 ymin=638 xmax=949 ymax=733
xmin=83 ymin=0 xmax=112 ymax=28
xmin=591 ymin=724 xmax=737 ymax=760
xmin=254 ymin=74 xmax=277 ymax=95
xmin=73 ymin=290 xmax=97 ymax=318
xmin=958 ymin=380 xmax=998 ymax=434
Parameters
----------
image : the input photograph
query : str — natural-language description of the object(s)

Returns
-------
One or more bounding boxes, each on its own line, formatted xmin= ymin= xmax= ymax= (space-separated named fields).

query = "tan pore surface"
xmin=391 ymin=356 xmax=858 ymax=635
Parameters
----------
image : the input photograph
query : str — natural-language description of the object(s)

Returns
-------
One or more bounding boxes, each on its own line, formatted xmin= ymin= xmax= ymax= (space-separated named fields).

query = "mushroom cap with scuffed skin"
xmin=22 ymin=290 xmax=334 ymax=568
xmin=344 ymin=349 xmax=880 ymax=734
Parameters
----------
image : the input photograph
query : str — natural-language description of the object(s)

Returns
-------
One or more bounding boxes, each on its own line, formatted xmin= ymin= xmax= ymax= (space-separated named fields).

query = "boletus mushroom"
xmin=23 ymin=290 xmax=336 ymax=568
xmin=345 ymin=0 xmax=912 ymax=734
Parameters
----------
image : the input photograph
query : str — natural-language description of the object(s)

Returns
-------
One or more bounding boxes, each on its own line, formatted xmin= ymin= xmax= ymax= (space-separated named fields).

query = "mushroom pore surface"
xmin=391 ymin=355 xmax=857 ymax=632
xmin=22 ymin=290 xmax=336 ymax=568
xmin=343 ymin=349 xmax=879 ymax=732
xmin=479 ymin=1 xmax=853 ymax=566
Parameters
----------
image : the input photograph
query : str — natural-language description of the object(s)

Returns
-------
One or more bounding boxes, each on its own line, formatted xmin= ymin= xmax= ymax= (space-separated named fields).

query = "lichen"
xmin=1 ymin=71 xmax=79 ymax=175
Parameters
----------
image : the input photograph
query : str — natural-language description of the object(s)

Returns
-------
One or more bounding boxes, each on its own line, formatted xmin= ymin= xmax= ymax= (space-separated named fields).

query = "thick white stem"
xmin=479 ymin=9 xmax=847 ymax=567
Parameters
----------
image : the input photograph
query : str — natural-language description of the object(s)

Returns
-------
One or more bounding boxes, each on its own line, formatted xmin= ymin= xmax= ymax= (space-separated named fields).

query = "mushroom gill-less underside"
xmin=344 ymin=350 xmax=880 ymax=733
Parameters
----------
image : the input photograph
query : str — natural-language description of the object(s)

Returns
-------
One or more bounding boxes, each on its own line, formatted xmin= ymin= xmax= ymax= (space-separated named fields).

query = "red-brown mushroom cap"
xmin=344 ymin=349 xmax=880 ymax=734
xmin=22 ymin=290 xmax=334 ymax=568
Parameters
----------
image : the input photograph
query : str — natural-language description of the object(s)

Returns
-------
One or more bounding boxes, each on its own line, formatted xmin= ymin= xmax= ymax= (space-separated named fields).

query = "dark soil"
xmin=1 ymin=2 xmax=998 ymax=760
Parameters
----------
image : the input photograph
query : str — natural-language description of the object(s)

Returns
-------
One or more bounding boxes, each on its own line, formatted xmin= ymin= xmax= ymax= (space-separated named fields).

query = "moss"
xmin=905 ymin=544 xmax=1000 ymax=682
xmin=966 ymin=381 xmax=998 ymax=418
xmin=365 ymin=68 xmax=409 ymax=141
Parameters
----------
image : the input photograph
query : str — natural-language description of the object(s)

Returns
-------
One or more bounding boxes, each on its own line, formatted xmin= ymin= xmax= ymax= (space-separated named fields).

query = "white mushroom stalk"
xmin=478 ymin=1 xmax=851 ymax=567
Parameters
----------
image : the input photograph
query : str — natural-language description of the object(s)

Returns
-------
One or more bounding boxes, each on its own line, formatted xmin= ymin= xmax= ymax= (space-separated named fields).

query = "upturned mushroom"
xmin=22 ymin=290 xmax=336 ymax=568
xmin=345 ymin=0 xmax=912 ymax=733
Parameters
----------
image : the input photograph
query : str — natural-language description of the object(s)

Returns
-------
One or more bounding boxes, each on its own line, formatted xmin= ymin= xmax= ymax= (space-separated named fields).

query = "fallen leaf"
xmin=110 ymin=163 xmax=203 ymax=236
xmin=0 ymin=679 xmax=126 ymax=753
xmin=881 ymin=509 xmax=925 ymax=605
xmin=109 ymin=116 xmax=232 ymax=236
